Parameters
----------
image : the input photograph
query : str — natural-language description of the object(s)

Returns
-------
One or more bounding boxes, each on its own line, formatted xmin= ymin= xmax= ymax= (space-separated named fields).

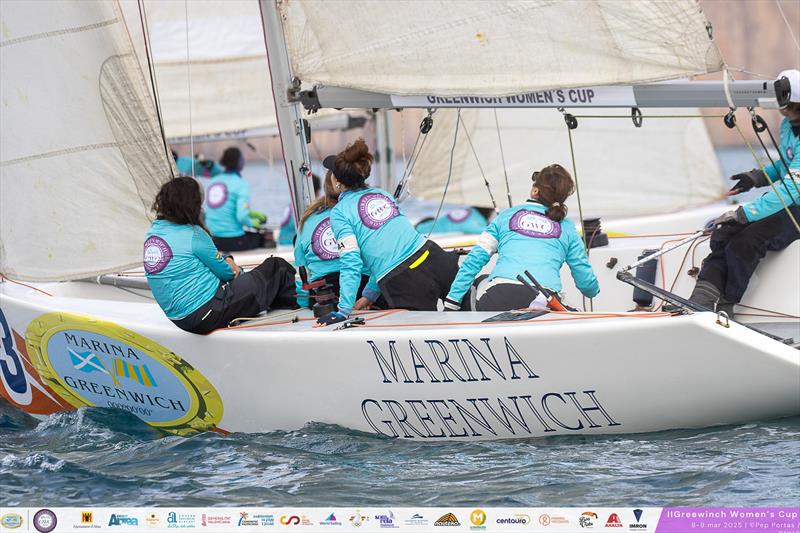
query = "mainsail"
xmin=410 ymin=108 xmax=725 ymax=217
xmin=279 ymin=0 xmax=724 ymax=96
xmin=0 ymin=0 xmax=171 ymax=281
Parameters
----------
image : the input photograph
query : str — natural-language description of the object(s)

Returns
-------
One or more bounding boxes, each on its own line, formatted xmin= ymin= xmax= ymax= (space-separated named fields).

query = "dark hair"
xmin=152 ymin=176 xmax=209 ymax=232
xmin=300 ymin=171 xmax=340 ymax=230
xmin=785 ymin=101 xmax=800 ymax=115
xmin=220 ymin=147 xmax=243 ymax=172
xmin=312 ymin=173 xmax=321 ymax=195
xmin=333 ymin=138 xmax=372 ymax=188
xmin=533 ymin=164 xmax=574 ymax=222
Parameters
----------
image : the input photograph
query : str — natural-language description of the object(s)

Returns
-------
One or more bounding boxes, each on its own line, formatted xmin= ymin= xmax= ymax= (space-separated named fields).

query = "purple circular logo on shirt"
xmin=206 ymin=182 xmax=228 ymax=208
xmin=311 ymin=217 xmax=339 ymax=260
xmin=143 ymin=236 xmax=173 ymax=274
xmin=509 ymin=210 xmax=561 ymax=238
xmin=358 ymin=193 xmax=399 ymax=229
xmin=447 ymin=208 xmax=471 ymax=223
xmin=787 ymin=146 xmax=794 ymax=161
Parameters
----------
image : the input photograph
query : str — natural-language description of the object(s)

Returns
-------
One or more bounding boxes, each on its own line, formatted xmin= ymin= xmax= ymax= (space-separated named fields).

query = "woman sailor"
xmin=688 ymin=69 xmax=800 ymax=316
xmin=144 ymin=177 xmax=297 ymax=335
xmin=443 ymin=164 xmax=599 ymax=311
xmin=204 ymin=147 xmax=268 ymax=251
xmin=415 ymin=206 xmax=488 ymax=235
xmin=294 ymin=172 xmax=383 ymax=307
xmin=315 ymin=138 xmax=459 ymax=326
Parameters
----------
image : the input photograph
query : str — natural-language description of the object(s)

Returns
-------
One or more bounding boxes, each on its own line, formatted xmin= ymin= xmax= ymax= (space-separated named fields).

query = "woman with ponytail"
xmin=314 ymin=138 xmax=459 ymax=326
xmin=444 ymin=164 xmax=599 ymax=311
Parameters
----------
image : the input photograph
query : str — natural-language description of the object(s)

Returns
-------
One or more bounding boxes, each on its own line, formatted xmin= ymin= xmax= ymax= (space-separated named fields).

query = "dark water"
xmin=1 ymin=400 xmax=798 ymax=507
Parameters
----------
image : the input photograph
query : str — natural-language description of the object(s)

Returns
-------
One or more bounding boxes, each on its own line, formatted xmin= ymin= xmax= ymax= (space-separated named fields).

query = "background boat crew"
xmin=689 ymin=69 xmax=800 ymax=317
xmin=144 ymin=177 xmax=297 ymax=335
xmin=278 ymin=174 xmax=321 ymax=246
xmin=204 ymin=147 xmax=268 ymax=252
xmin=414 ymin=206 xmax=488 ymax=235
xmin=294 ymin=171 xmax=383 ymax=308
xmin=315 ymin=138 xmax=460 ymax=326
xmin=174 ymin=151 xmax=223 ymax=178
xmin=444 ymin=164 xmax=599 ymax=312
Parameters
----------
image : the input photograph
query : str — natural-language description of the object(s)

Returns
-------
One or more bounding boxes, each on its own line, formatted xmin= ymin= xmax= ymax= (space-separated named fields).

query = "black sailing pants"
xmin=378 ymin=240 xmax=460 ymax=311
xmin=173 ymin=257 xmax=297 ymax=334
xmin=698 ymin=205 xmax=800 ymax=303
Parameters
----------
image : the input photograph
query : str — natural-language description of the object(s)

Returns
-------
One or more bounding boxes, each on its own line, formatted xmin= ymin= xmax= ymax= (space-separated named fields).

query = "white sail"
xmin=409 ymin=108 xmax=726 ymax=218
xmin=119 ymin=0 xmax=342 ymax=140
xmin=0 ymin=0 xmax=172 ymax=281
xmin=279 ymin=0 xmax=723 ymax=96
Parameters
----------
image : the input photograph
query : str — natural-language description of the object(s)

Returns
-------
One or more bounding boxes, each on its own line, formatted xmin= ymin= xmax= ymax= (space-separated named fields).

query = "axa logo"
xmin=280 ymin=515 xmax=300 ymax=525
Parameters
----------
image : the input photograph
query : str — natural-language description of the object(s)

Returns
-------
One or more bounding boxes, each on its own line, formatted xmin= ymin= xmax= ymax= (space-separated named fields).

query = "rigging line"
xmin=457 ymin=112 xmax=499 ymax=214
xmin=427 ymin=109 xmax=462 ymax=238
xmin=746 ymin=113 xmax=800 ymax=234
xmin=492 ymin=109 xmax=513 ymax=208
xmin=570 ymin=114 xmax=725 ymax=119
xmin=393 ymin=111 xmax=430 ymax=199
xmin=183 ymin=0 xmax=195 ymax=178
xmin=775 ymin=0 xmax=800 ymax=52
xmin=566 ymin=126 xmax=592 ymax=312
xmin=734 ymin=118 xmax=800 ymax=234
xmin=137 ymin=0 xmax=173 ymax=178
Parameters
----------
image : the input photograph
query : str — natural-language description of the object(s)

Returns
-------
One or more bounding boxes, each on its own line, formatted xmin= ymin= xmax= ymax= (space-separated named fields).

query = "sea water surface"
xmin=1 ymin=401 xmax=799 ymax=507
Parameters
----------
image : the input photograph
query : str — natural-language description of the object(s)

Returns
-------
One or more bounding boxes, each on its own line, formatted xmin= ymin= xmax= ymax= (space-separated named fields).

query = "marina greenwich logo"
xmin=25 ymin=312 xmax=223 ymax=436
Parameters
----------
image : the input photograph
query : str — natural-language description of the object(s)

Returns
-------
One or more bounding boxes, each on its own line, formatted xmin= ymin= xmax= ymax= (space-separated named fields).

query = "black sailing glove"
xmin=729 ymin=169 xmax=768 ymax=194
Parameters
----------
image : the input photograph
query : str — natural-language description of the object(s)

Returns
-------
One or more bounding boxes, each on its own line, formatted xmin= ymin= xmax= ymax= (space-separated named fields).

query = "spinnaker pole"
xmin=259 ymin=0 xmax=313 ymax=225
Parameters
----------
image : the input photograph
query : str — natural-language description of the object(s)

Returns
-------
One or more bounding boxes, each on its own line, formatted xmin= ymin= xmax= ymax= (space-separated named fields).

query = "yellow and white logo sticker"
xmin=25 ymin=312 xmax=223 ymax=435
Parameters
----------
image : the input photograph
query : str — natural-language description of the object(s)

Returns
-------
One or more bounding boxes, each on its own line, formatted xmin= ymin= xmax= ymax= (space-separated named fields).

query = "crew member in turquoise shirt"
xmin=144 ymin=177 xmax=297 ymax=334
xmin=689 ymin=69 xmax=800 ymax=316
xmin=294 ymin=172 xmax=382 ymax=308
xmin=205 ymin=147 xmax=267 ymax=251
xmin=415 ymin=206 xmax=488 ymax=235
xmin=315 ymin=139 xmax=459 ymax=326
xmin=444 ymin=164 xmax=599 ymax=311
xmin=175 ymin=153 xmax=222 ymax=178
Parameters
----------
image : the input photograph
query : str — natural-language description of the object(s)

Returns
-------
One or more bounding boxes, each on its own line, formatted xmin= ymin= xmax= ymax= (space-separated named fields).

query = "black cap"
xmin=323 ymin=155 xmax=337 ymax=172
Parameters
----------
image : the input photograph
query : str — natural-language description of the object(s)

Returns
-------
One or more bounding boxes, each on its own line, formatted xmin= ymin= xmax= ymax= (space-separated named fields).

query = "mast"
xmin=374 ymin=110 xmax=395 ymax=191
xmin=259 ymin=0 xmax=313 ymax=224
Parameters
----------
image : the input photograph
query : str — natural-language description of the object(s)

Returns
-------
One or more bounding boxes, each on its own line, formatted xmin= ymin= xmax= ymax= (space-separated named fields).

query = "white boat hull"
xmin=1 ymin=281 xmax=798 ymax=441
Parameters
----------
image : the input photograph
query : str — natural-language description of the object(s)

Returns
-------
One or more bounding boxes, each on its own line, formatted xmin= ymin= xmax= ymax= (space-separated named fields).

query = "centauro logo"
xmin=26 ymin=312 xmax=223 ymax=435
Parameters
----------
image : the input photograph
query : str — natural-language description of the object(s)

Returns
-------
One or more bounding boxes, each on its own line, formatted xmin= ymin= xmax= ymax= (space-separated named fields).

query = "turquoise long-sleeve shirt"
xmin=144 ymin=219 xmax=234 ymax=320
xmin=205 ymin=171 xmax=252 ymax=237
xmin=415 ymin=207 xmax=488 ymax=235
xmin=446 ymin=200 xmax=599 ymax=303
xmin=278 ymin=205 xmax=297 ymax=245
xmin=742 ymin=117 xmax=800 ymax=222
xmin=330 ymin=188 xmax=425 ymax=313
xmin=175 ymin=156 xmax=223 ymax=178
xmin=293 ymin=208 xmax=342 ymax=281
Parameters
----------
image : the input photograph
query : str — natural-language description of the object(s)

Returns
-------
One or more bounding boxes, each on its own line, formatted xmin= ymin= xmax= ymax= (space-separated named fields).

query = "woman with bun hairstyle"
xmin=444 ymin=164 xmax=599 ymax=312
xmin=315 ymin=138 xmax=459 ymax=326
xmin=144 ymin=177 xmax=297 ymax=335
xmin=294 ymin=171 xmax=381 ymax=306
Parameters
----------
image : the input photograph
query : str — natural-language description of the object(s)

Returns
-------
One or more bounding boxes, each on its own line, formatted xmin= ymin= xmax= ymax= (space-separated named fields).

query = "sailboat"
xmin=0 ymin=0 xmax=797 ymax=440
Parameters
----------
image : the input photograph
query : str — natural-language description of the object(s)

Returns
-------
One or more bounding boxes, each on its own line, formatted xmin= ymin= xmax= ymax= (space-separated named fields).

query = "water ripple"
xmin=1 ymin=399 xmax=798 ymax=507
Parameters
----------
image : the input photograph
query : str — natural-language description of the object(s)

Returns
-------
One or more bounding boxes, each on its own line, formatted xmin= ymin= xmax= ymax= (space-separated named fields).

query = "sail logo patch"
xmin=26 ymin=313 xmax=223 ymax=435
xmin=206 ymin=182 xmax=228 ymax=208
xmin=509 ymin=210 xmax=561 ymax=238
xmin=311 ymin=217 xmax=339 ymax=260
xmin=447 ymin=208 xmax=472 ymax=223
xmin=143 ymin=236 xmax=173 ymax=274
xmin=358 ymin=193 xmax=399 ymax=229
